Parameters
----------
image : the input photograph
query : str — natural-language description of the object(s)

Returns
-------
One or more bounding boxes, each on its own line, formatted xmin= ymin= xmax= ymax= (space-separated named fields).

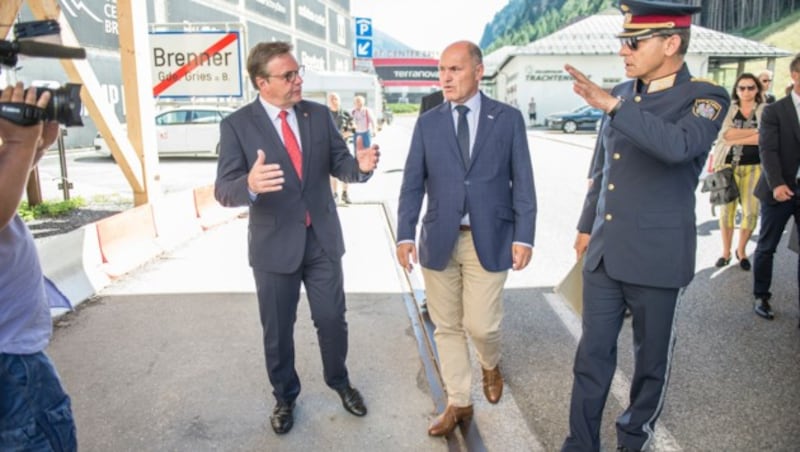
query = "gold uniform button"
xmin=608 ymin=183 xmax=615 ymax=191
xmin=605 ymin=214 xmax=613 ymax=221
xmin=613 ymin=153 xmax=621 ymax=160
xmin=634 ymin=95 xmax=642 ymax=102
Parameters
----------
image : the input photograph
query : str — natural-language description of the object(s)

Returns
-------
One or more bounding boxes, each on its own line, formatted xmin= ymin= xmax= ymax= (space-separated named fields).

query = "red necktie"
xmin=279 ymin=110 xmax=303 ymax=179
xmin=279 ymin=110 xmax=310 ymax=226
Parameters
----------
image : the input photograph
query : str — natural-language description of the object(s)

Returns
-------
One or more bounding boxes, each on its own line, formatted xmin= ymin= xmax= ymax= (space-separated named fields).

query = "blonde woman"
xmin=711 ymin=73 xmax=766 ymax=270
xmin=351 ymin=95 xmax=374 ymax=152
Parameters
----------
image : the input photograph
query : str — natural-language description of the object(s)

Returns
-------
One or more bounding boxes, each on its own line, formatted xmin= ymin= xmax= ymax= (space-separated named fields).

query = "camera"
xmin=0 ymin=20 xmax=86 ymax=127
xmin=33 ymin=83 xmax=83 ymax=127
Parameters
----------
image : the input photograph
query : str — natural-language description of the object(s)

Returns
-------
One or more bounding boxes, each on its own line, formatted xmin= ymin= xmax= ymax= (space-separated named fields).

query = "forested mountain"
xmin=698 ymin=0 xmax=799 ymax=31
xmin=480 ymin=0 xmax=800 ymax=52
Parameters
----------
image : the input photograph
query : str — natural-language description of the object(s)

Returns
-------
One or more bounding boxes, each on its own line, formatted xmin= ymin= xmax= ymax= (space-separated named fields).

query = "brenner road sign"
xmin=150 ymin=30 xmax=243 ymax=98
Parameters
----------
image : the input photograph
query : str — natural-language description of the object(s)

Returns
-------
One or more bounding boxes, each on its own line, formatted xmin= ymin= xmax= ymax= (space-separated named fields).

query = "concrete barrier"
xmin=152 ymin=190 xmax=203 ymax=251
xmin=40 ymin=185 xmax=244 ymax=314
xmin=193 ymin=184 xmax=244 ymax=230
xmin=95 ymin=204 xmax=161 ymax=278
xmin=37 ymin=225 xmax=110 ymax=310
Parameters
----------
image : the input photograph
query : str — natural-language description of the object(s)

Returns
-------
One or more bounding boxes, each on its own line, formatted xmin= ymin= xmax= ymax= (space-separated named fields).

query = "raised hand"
xmin=247 ymin=149 xmax=285 ymax=194
xmin=355 ymin=135 xmax=380 ymax=173
xmin=564 ymin=64 xmax=618 ymax=113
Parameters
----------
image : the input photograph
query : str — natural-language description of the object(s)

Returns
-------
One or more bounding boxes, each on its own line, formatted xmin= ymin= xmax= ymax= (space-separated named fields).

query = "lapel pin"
xmin=488 ymin=114 xmax=495 ymax=119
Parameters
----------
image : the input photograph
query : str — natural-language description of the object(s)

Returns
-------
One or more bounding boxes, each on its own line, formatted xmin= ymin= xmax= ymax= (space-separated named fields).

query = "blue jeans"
xmin=0 ymin=352 xmax=77 ymax=451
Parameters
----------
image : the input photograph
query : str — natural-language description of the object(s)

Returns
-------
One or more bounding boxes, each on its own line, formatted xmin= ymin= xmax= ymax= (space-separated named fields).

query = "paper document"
xmin=554 ymin=255 xmax=584 ymax=316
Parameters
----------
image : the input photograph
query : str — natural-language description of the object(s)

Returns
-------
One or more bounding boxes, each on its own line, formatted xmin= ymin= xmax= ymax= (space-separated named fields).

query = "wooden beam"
xmin=0 ymin=1 xmax=23 ymax=40
xmin=26 ymin=0 xmax=159 ymax=205
xmin=117 ymin=0 xmax=160 ymax=206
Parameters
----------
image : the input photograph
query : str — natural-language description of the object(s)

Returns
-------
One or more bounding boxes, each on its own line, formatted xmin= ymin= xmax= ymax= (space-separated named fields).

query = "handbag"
xmin=701 ymin=144 xmax=742 ymax=211
xmin=702 ymin=167 xmax=739 ymax=206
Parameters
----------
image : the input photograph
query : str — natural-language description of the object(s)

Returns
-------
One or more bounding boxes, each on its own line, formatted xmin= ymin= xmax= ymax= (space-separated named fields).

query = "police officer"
xmin=560 ymin=2 xmax=730 ymax=451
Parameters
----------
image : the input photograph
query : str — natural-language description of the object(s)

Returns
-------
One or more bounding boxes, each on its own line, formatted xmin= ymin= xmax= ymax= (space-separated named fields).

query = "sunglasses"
xmin=737 ymin=85 xmax=757 ymax=91
xmin=265 ymin=65 xmax=305 ymax=83
xmin=620 ymin=32 xmax=672 ymax=51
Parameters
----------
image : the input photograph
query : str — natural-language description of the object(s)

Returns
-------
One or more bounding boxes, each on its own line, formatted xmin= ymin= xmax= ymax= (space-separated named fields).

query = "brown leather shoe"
xmin=482 ymin=366 xmax=503 ymax=404
xmin=427 ymin=404 xmax=473 ymax=436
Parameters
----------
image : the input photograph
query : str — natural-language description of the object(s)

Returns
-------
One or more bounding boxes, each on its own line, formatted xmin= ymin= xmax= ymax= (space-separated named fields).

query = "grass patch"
xmin=387 ymin=103 xmax=420 ymax=115
xmin=18 ymin=197 xmax=86 ymax=221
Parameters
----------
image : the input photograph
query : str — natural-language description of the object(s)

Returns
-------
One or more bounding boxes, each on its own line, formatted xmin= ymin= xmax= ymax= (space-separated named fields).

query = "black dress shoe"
xmin=715 ymin=256 xmax=731 ymax=267
xmin=270 ymin=401 xmax=295 ymax=434
xmin=336 ymin=385 xmax=367 ymax=416
xmin=754 ymin=298 xmax=775 ymax=320
xmin=736 ymin=250 xmax=751 ymax=271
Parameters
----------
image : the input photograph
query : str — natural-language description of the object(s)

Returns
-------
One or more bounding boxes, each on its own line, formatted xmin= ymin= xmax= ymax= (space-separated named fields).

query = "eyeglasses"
xmin=265 ymin=65 xmax=305 ymax=83
xmin=760 ymin=79 xmax=772 ymax=83
xmin=619 ymin=32 xmax=672 ymax=51
xmin=737 ymin=85 xmax=757 ymax=91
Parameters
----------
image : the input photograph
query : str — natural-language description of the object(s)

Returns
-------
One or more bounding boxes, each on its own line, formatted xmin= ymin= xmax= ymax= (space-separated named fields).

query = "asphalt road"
xmin=45 ymin=114 xmax=800 ymax=451
xmin=351 ymin=116 xmax=800 ymax=451
xmin=36 ymin=148 xmax=218 ymax=203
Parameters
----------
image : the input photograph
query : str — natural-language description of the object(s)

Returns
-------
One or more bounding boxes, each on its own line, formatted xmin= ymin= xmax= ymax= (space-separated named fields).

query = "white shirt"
xmin=450 ymin=91 xmax=481 ymax=158
xmin=248 ymin=98 xmax=304 ymax=200
xmin=259 ymin=96 xmax=303 ymax=151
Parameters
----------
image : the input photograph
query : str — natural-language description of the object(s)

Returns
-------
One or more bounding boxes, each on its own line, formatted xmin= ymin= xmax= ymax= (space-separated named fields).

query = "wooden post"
xmin=116 ymin=0 xmax=161 ymax=206
xmin=26 ymin=0 xmax=160 ymax=206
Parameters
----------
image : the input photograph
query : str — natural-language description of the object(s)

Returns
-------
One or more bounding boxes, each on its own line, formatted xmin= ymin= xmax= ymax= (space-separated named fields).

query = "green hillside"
xmin=742 ymin=10 xmax=800 ymax=101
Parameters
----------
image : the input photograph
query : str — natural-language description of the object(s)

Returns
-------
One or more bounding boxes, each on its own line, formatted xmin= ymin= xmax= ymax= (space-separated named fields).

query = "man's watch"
xmin=607 ymin=97 xmax=624 ymax=118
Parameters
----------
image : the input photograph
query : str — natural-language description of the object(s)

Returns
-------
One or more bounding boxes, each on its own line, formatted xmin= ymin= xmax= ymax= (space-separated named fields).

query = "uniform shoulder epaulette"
xmin=690 ymin=77 xmax=719 ymax=86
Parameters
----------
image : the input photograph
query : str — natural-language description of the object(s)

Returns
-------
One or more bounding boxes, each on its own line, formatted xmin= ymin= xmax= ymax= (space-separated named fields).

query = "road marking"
xmin=544 ymin=293 xmax=683 ymax=451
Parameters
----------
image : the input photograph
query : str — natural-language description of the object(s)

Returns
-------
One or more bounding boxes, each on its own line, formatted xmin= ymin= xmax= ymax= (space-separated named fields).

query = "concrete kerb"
xmin=40 ymin=185 xmax=243 ymax=317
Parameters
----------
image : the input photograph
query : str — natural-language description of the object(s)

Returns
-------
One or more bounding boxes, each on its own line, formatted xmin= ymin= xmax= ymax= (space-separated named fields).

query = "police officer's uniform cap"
xmin=617 ymin=0 xmax=702 ymax=38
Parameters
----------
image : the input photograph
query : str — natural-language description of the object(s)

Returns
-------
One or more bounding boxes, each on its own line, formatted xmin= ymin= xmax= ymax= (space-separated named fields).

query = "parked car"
xmin=94 ymin=105 xmax=235 ymax=157
xmin=545 ymin=104 xmax=604 ymax=133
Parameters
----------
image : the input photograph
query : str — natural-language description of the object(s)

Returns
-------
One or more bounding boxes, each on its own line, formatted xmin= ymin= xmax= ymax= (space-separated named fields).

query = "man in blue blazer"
xmin=752 ymin=53 xmax=800 ymax=322
xmin=560 ymin=2 xmax=729 ymax=451
xmin=215 ymin=42 xmax=379 ymax=435
xmin=397 ymin=40 xmax=537 ymax=437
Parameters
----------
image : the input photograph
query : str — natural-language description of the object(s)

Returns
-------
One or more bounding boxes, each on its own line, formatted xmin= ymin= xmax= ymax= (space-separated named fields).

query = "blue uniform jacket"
xmin=578 ymin=64 xmax=730 ymax=288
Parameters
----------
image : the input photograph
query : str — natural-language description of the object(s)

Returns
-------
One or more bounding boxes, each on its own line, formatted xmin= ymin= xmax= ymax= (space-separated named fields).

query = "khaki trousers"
xmin=422 ymin=231 xmax=508 ymax=407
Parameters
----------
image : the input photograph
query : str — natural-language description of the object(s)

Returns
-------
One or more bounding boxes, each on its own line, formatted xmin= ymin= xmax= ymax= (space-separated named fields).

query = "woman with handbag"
xmin=710 ymin=73 xmax=766 ymax=270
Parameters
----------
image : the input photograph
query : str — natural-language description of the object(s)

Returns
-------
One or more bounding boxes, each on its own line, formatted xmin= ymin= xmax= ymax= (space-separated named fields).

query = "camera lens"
xmin=35 ymin=83 xmax=83 ymax=127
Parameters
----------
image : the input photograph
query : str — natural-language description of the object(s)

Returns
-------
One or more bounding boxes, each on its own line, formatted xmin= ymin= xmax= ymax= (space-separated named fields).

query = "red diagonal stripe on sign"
xmin=152 ymin=32 xmax=238 ymax=97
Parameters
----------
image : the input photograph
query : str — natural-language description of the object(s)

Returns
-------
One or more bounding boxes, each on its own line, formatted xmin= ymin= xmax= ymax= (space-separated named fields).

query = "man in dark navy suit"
xmin=751 ymin=53 xmax=800 ymax=323
xmin=560 ymin=2 xmax=729 ymax=451
xmin=215 ymin=42 xmax=379 ymax=435
xmin=419 ymin=90 xmax=444 ymax=115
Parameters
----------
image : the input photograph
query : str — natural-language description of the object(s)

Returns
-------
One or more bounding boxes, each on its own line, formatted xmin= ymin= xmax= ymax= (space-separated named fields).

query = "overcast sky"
xmin=349 ymin=0 xmax=509 ymax=51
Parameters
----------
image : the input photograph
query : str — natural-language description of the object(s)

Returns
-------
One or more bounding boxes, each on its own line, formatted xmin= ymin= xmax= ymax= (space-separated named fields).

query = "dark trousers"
xmin=253 ymin=226 xmax=349 ymax=404
xmin=562 ymin=262 xmax=681 ymax=452
xmin=753 ymin=195 xmax=800 ymax=303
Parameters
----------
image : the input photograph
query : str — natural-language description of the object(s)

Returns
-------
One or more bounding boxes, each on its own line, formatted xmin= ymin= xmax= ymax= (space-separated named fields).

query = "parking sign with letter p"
xmin=355 ymin=17 xmax=372 ymax=37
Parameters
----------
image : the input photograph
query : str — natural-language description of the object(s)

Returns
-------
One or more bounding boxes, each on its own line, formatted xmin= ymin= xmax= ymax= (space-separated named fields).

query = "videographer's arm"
xmin=0 ymin=82 xmax=56 ymax=229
